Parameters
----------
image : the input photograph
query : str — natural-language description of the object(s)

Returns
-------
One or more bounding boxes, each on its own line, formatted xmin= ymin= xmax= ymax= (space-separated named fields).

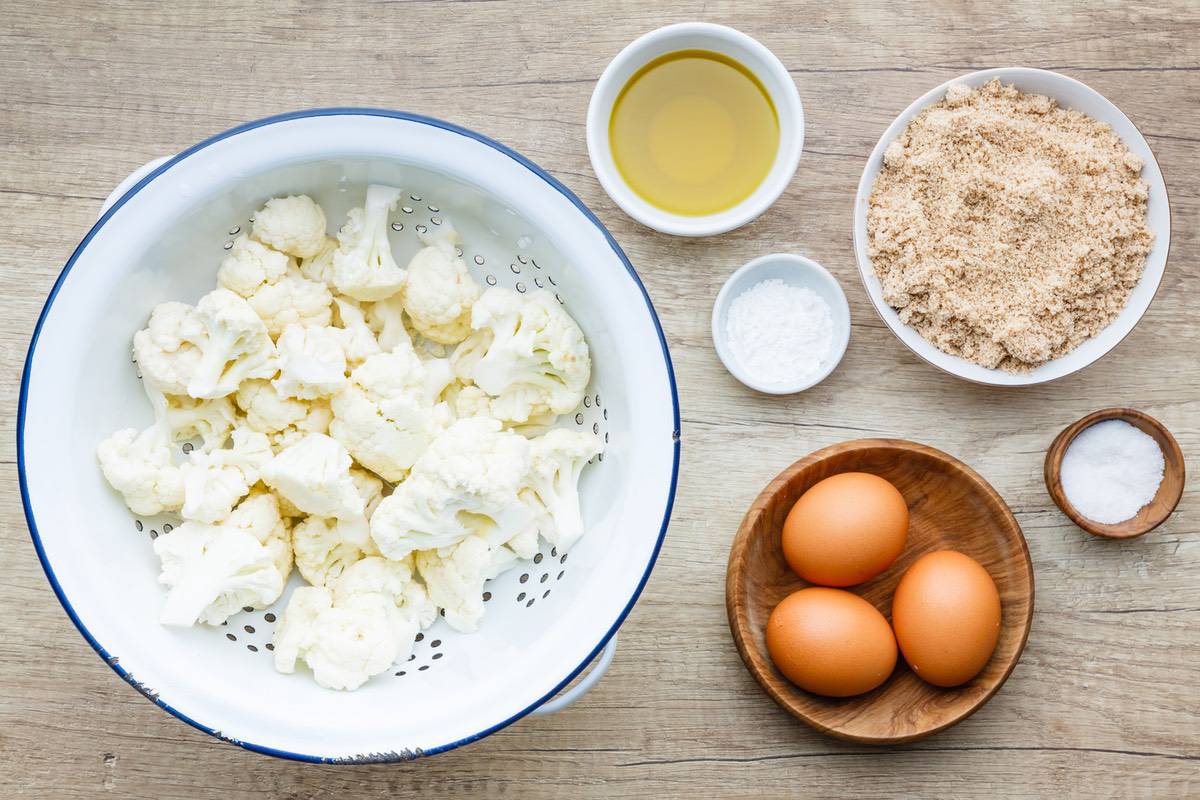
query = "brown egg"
xmin=765 ymin=587 xmax=898 ymax=697
xmin=782 ymin=472 xmax=909 ymax=586
xmin=892 ymin=550 xmax=1002 ymax=687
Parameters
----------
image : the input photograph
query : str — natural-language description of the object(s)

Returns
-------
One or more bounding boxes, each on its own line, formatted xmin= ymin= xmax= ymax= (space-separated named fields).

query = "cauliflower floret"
xmin=97 ymin=423 xmax=184 ymax=516
xmin=188 ymin=288 xmax=278 ymax=399
xmin=153 ymin=490 xmax=292 ymax=626
xmin=216 ymin=235 xmax=291 ymax=298
xmin=272 ymin=323 xmax=347 ymax=400
xmin=261 ymin=432 xmax=364 ymax=522
xmin=162 ymin=394 xmax=236 ymax=452
xmin=333 ymin=555 xmax=437 ymax=660
xmin=332 ymin=184 xmax=406 ymax=301
xmin=364 ymin=295 xmax=413 ymax=353
xmin=132 ymin=302 xmax=206 ymax=396
xmin=179 ymin=427 xmax=273 ymax=523
xmin=332 ymin=297 xmax=382 ymax=367
xmin=298 ymin=235 xmax=338 ymax=288
xmin=520 ymin=428 xmax=602 ymax=551
xmin=451 ymin=288 xmax=590 ymax=423
xmin=402 ymin=223 xmax=481 ymax=344
xmin=328 ymin=347 xmax=454 ymax=482
xmin=235 ymin=379 xmax=332 ymax=448
xmin=247 ymin=267 xmax=333 ymax=338
xmin=290 ymin=467 xmax=383 ymax=586
xmin=272 ymin=587 xmax=396 ymax=691
xmin=251 ymin=195 xmax=328 ymax=259
xmin=369 ymin=417 xmax=532 ymax=560
xmin=415 ymin=534 xmax=519 ymax=633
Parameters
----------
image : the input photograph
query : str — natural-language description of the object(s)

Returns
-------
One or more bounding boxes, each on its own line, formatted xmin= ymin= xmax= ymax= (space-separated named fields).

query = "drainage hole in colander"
xmin=149 ymin=529 xmax=158 ymax=539
xmin=264 ymin=612 xmax=276 ymax=623
xmin=575 ymin=413 xmax=584 ymax=425
xmin=517 ymin=592 xmax=526 ymax=602
xmin=550 ymin=547 xmax=557 ymax=557
xmin=486 ymin=275 xmax=497 ymax=286
xmin=391 ymin=222 xmax=404 ymax=232
xmin=223 ymin=241 xmax=234 ymax=251
xmin=510 ymin=263 xmax=521 ymax=274
xmin=561 ymin=553 xmax=568 ymax=564
xmin=519 ymin=573 xmax=529 ymax=584
xmin=402 ymin=205 xmax=413 ymax=214
xmin=558 ymin=570 xmax=565 ymax=580
xmin=540 ymin=573 xmax=549 ymax=583
xmin=474 ymin=255 xmax=485 ymax=265
xmin=228 ymin=225 xmax=241 ymax=235
xmin=483 ymin=591 xmax=492 ymax=602
xmin=247 ymin=645 xmax=258 ymax=653
xmin=163 ymin=523 xmax=173 ymax=533
xmin=415 ymin=632 xmax=425 ymax=642
xmin=265 ymin=643 xmax=274 ymax=652
xmin=432 ymin=653 xmax=443 ymax=660
xmin=395 ymin=671 xmax=406 ymax=677
xmin=431 ymin=216 xmax=442 ymax=226
xmin=517 ymin=254 xmax=528 ymax=265
xmin=526 ymin=599 xmax=535 ymax=608
xmin=431 ymin=640 xmax=441 ymax=648
xmin=410 ymin=194 xmax=422 ymax=202
xmin=226 ymin=633 xmax=236 ymax=642
xmin=555 ymin=294 xmax=564 ymax=304
xmin=533 ymin=553 xmax=543 ymax=564
xmin=416 ymin=224 xmax=427 ymax=234
xmin=583 ymin=396 xmax=592 ymax=408
xmin=134 ymin=520 xmax=143 ymax=532
xmin=428 ymin=204 xmax=438 ymax=212
xmin=182 ymin=442 xmax=194 ymax=454
xmin=543 ymin=590 xmax=551 ymax=599
xmin=419 ymin=665 xmax=429 ymax=671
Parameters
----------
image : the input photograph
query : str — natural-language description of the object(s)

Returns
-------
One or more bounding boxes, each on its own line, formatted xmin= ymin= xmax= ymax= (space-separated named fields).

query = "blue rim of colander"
xmin=17 ymin=108 xmax=681 ymax=764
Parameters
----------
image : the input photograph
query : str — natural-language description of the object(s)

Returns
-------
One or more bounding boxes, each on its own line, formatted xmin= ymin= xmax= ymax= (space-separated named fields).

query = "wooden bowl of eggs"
xmin=726 ymin=439 xmax=1035 ymax=744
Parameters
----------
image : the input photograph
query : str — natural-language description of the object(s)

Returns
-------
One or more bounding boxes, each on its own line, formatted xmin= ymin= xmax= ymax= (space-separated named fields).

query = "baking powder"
xmin=726 ymin=279 xmax=834 ymax=386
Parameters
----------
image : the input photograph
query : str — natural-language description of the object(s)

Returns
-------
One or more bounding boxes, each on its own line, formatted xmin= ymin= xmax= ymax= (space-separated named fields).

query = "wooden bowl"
xmin=726 ymin=439 xmax=1035 ymax=744
xmin=1044 ymin=408 xmax=1185 ymax=539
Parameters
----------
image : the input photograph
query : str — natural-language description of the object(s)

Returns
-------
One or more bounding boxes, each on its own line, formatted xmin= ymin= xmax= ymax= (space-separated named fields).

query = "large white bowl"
xmin=19 ymin=109 xmax=680 ymax=762
xmin=853 ymin=68 xmax=1171 ymax=386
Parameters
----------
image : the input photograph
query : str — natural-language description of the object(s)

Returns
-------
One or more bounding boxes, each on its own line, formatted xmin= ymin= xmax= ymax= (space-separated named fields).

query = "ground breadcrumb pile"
xmin=867 ymin=79 xmax=1153 ymax=371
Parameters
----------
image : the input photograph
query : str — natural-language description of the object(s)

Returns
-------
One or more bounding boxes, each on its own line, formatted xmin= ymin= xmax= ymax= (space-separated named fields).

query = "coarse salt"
xmin=726 ymin=279 xmax=834 ymax=387
xmin=1060 ymin=419 xmax=1165 ymax=524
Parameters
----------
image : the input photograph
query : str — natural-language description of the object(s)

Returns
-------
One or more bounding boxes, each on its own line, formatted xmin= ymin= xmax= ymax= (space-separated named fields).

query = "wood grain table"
xmin=2 ymin=1 xmax=1197 ymax=797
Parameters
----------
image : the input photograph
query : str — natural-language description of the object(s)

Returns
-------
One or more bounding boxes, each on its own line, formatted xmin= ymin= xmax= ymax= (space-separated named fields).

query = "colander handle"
xmin=98 ymin=156 xmax=173 ymax=219
xmin=530 ymin=635 xmax=617 ymax=717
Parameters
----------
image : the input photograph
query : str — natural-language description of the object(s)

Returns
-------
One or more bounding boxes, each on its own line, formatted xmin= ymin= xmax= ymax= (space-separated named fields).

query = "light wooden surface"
xmin=2 ymin=1 xmax=1197 ymax=797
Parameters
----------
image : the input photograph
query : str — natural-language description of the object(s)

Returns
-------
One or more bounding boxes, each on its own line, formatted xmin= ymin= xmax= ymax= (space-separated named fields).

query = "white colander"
xmin=19 ymin=110 xmax=680 ymax=762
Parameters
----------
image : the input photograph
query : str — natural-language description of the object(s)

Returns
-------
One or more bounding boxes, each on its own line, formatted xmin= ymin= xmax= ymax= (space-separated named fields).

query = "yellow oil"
xmin=609 ymin=49 xmax=779 ymax=217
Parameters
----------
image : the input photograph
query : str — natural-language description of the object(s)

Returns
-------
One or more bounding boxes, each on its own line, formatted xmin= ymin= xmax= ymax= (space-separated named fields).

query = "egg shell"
xmin=781 ymin=472 xmax=908 ymax=586
xmin=892 ymin=550 xmax=1002 ymax=688
xmin=765 ymin=587 xmax=897 ymax=698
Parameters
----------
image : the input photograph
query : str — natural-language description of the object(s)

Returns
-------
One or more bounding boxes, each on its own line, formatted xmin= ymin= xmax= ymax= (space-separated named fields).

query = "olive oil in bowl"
xmin=609 ymin=49 xmax=780 ymax=217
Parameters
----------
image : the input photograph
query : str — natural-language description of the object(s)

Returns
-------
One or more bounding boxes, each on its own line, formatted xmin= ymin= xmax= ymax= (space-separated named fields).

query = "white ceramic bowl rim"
xmin=711 ymin=253 xmax=851 ymax=394
xmin=852 ymin=67 xmax=1172 ymax=386
xmin=587 ymin=23 xmax=804 ymax=237
xmin=17 ymin=107 xmax=681 ymax=763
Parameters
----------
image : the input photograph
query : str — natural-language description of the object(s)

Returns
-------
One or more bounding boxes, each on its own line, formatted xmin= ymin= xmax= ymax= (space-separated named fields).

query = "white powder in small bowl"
xmin=1060 ymin=419 xmax=1165 ymax=524
xmin=725 ymin=279 xmax=834 ymax=387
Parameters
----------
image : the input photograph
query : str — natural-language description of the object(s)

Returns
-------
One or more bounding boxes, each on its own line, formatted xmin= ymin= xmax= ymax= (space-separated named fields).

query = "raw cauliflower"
xmin=451 ymin=287 xmax=590 ymax=423
xmin=97 ymin=423 xmax=184 ymax=516
xmin=334 ymin=556 xmax=436 ymax=657
xmin=332 ymin=298 xmax=383 ymax=367
xmin=332 ymin=184 xmax=406 ymax=301
xmin=235 ymin=378 xmax=332 ymax=448
xmin=179 ymin=427 xmax=273 ymax=523
xmin=162 ymin=394 xmax=236 ymax=452
xmin=369 ymin=417 xmax=532 ymax=560
xmin=216 ymin=235 xmax=290 ymax=298
xmin=152 ymin=490 xmax=292 ymax=626
xmin=218 ymin=236 xmax=332 ymax=337
xmin=251 ymin=195 xmax=327 ymax=259
xmin=272 ymin=586 xmax=396 ymax=691
xmin=415 ymin=534 xmax=520 ymax=633
xmin=298 ymin=235 xmax=338 ymax=288
xmin=272 ymin=323 xmax=347 ymax=400
xmin=261 ymin=432 xmax=364 ymax=522
xmin=329 ymin=347 xmax=454 ymax=482
xmin=402 ymin=223 xmax=481 ymax=344
xmin=188 ymin=289 xmax=279 ymax=399
xmin=520 ymin=428 xmax=602 ymax=551
xmin=132 ymin=301 xmax=206 ymax=396
xmin=364 ymin=295 xmax=413 ymax=353
xmin=290 ymin=467 xmax=383 ymax=587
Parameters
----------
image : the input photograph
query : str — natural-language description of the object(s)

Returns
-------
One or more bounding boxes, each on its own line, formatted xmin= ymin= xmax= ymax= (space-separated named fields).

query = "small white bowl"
xmin=711 ymin=253 xmax=850 ymax=394
xmin=853 ymin=67 xmax=1171 ymax=387
xmin=587 ymin=23 xmax=804 ymax=237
